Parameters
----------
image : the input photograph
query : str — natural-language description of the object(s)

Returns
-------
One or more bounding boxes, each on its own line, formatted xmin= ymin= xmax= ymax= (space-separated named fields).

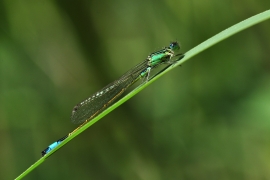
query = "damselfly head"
xmin=169 ymin=42 xmax=180 ymax=51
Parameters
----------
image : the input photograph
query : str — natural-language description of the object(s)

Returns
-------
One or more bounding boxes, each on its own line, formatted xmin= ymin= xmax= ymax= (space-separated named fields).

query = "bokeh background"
xmin=1 ymin=0 xmax=270 ymax=179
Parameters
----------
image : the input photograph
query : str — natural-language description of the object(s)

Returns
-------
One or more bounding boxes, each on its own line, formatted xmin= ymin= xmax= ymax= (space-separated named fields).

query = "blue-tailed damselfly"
xmin=41 ymin=42 xmax=183 ymax=156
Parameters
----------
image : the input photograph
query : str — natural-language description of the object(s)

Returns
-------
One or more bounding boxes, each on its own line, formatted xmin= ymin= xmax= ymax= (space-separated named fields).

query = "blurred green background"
xmin=1 ymin=0 xmax=270 ymax=179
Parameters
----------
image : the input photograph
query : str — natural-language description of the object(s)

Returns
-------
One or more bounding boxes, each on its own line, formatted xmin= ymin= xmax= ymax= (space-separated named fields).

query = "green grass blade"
xmin=15 ymin=9 xmax=270 ymax=180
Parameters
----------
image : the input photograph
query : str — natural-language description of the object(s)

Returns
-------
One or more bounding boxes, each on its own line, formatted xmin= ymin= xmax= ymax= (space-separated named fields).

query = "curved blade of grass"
xmin=15 ymin=9 xmax=270 ymax=180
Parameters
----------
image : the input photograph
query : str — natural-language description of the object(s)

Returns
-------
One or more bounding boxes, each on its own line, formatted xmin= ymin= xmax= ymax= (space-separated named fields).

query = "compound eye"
xmin=170 ymin=42 xmax=180 ymax=50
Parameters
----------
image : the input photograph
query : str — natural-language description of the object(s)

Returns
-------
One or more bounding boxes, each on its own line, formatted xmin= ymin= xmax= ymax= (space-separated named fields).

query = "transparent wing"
xmin=71 ymin=59 xmax=149 ymax=124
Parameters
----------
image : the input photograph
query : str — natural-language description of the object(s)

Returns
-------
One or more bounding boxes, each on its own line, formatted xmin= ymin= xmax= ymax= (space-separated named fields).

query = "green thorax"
xmin=147 ymin=42 xmax=180 ymax=67
xmin=148 ymin=49 xmax=174 ymax=66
